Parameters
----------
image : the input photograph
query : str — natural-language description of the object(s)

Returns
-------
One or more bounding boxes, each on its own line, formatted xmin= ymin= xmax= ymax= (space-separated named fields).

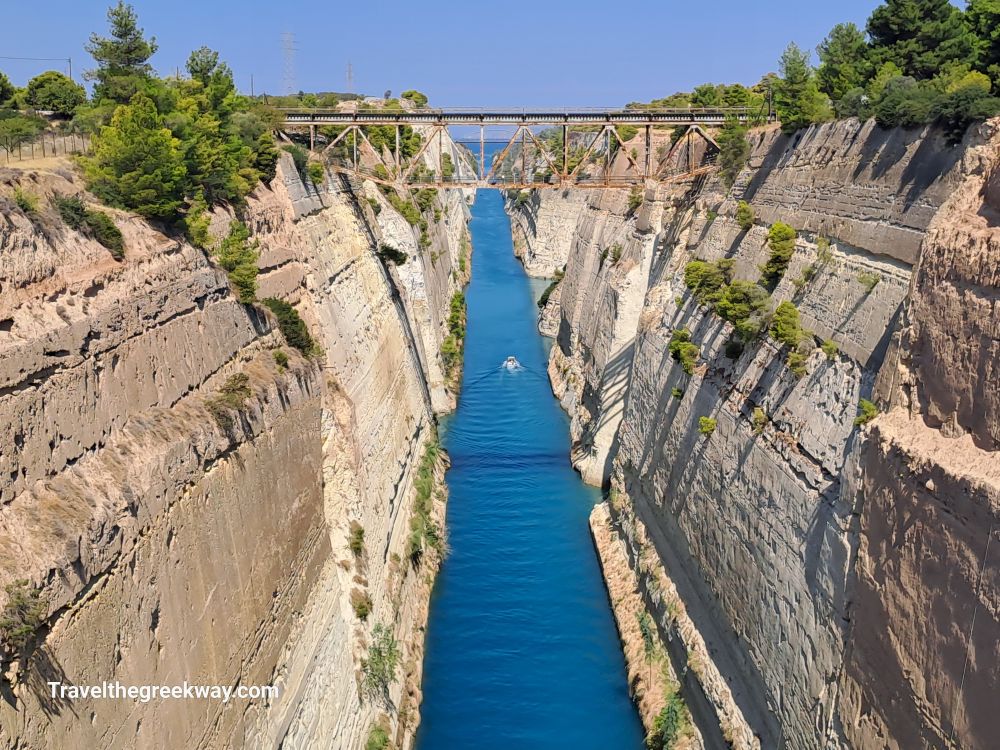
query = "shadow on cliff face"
xmin=24 ymin=643 xmax=76 ymax=719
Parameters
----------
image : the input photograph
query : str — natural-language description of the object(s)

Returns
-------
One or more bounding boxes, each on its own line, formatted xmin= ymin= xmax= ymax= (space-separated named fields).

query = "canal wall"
xmin=508 ymin=117 xmax=1000 ymax=749
xmin=0 ymin=135 xmax=472 ymax=749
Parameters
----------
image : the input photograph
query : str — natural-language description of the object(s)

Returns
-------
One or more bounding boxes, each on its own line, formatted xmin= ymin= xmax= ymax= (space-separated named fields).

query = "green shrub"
xmin=440 ymin=152 xmax=455 ymax=179
xmin=786 ymin=350 xmax=808 ymax=378
xmin=360 ymin=623 xmax=401 ymax=704
xmin=401 ymin=89 xmax=428 ymax=107
xmin=13 ymin=188 xmax=38 ymax=215
xmin=857 ymin=270 xmax=881 ymax=293
xmin=760 ymin=222 xmax=797 ymax=288
xmin=215 ymin=221 xmax=259 ymax=303
xmin=646 ymin=688 xmax=690 ymax=750
xmin=387 ymin=192 xmax=421 ymax=225
xmin=307 ymin=161 xmax=325 ymax=185
xmin=262 ymin=297 xmax=319 ymax=355
xmin=752 ymin=407 xmax=767 ymax=433
xmin=770 ymin=301 xmax=805 ymax=347
xmin=366 ymin=725 xmax=390 ymax=750
xmin=714 ymin=281 xmax=770 ymax=340
xmin=206 ymin=372 xmax=252 ymax=431
xmin=273 ymin=349 xmax=289 ymax=369
xmin=718 ymin=118 xmax=750 ymax=189
xmin=821 ymin=339 xmax=839 ymax=360
xmin=736 ymin=200 xmax=754 ymax=231
xmin=669 ymin=328 xmax=700 ymax=375
xmin=683 ymin=259 xmax=729 ymax=306
xmin=377 ymin=243 xmax=409 ymax=265
xmin=816 ymin=236 xmax=834 ymax=266
xmin=0 ymin=580 xmax=46 ymax=656
xmin=854 ymin=398 xmax=879 ymax=426
xmin=351 ymin=589 xmax=372 ymax=620
xmin=54 ymin=194 xmax=88 ymax=227
xmin=706 ymin=209 xmax=718 ymax=223
xmin=610 ymin=243 xmax=623 ymax=264
xmin=698 ymin=416 xmax=717 ymax=435
xmin=54 ymin=194 xmax=125 ymax=259
xmin=349 ymin=522 xmax=365 ymax=557
xmin=367 ymin=197 xmax=382 ymax=215
xmin=407 ymin=434 xmax=444 ymax=563
xmin=84 ymin=210 xmax=125 ymax=260
xmin=671 ymin=387 xmax=684 ymax=399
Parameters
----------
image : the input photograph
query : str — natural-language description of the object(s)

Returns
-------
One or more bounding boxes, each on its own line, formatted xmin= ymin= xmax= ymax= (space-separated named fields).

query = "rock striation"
xmin=510 ymin=117 xmax=1000 ymax=749
xmin=0 ymin=140 xmax=471 ymax=749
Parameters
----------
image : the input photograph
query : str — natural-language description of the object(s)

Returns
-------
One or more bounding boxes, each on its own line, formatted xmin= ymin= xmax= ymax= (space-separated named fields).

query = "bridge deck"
xmin=281 ymin=107 xmax=771 ymax=126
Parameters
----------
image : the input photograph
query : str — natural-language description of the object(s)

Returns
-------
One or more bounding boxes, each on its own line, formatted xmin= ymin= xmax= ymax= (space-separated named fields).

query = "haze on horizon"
xmin=0 ymin=0 xmax=886 ymax=106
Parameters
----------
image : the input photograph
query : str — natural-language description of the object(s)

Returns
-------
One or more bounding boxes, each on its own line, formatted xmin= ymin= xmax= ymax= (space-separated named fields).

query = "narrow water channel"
xmin=414 ymin=188 xmax=645 ymax=749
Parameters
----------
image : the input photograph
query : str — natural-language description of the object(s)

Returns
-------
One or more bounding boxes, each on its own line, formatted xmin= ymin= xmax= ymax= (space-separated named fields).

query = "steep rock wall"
xmin=0 ymin=145 xmax=469 ymax=750
xmin=514 ymin=118 xmax=1000 ymax=749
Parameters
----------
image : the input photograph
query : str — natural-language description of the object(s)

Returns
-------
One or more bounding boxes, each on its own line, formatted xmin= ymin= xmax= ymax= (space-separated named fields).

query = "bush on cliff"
xmin=854 ymin=398 xmax=879 ymax=426
xmin=716 ymin=281 xmax=770 ymax=340
xmin=770 ymin=300 xmax=805 ymax=347
xmin=360 ymin=623 xmax=400 ymax=705
xmin=215 ymin=221 xmax=259 ymax=303
xmin=261 ymin=297 xmax=319 ymax=356
xmin=760 ymin=222 xmax=797 ymax=288
xmin=54 ymin=194 xmax=125 ymax=259
xmin=736 ymin=200 xmax=755 ymax=231
xmin=0 ymin=580 xmax=46 ymax=658
xmin=717 ymin=118 xmax=750 ymax=188
xmin=669 ymin=328 xmax=700 ymax=375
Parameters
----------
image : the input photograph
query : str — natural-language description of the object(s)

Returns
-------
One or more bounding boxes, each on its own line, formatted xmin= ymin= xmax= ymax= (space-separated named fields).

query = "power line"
xmin=0 ymin=55 xmax=74 ymax=80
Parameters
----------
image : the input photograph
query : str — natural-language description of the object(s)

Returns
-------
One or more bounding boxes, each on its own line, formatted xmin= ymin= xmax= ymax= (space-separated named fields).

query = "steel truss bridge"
xmin=281 ymin=107 xmax=773 ymax=189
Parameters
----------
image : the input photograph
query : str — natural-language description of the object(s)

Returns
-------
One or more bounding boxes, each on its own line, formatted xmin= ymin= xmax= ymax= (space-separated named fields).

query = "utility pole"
xmin=282 ymin=32 xmax=297 ymax=96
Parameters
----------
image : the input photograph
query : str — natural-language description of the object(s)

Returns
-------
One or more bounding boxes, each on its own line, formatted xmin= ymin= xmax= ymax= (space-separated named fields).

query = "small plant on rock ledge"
xmin=349 ymin=522 xmax=365 ymax=557
xmin=668 ymin=328 xmax=700 ymax=375
xmin=821 ymin=339 xmax=839 ymax=360
xmin=351 ymin=589 xmax=372 ymax=620
xmin=698 ymin=416 xmax=717 ymax=435
xmin=0 ymin=579 xmax=46 ymax=662
xmin=854 ymin=399 xmax=879 ymax=426
xmin=360 ymin=623 xmax=400 ymax=706
xmin=752 ymin=407 xmax=768 ymax=434
xmin=857 ymin=270 xmax=881 ymax=294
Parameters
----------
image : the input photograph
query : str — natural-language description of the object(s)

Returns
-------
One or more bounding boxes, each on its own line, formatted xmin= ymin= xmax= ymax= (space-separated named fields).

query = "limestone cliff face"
xmin=506 ymin=188 xmax=588 ymax=277
xmin=0 ymin=146 xmax=469 ymax=749
xmin=513 ymin=118 xmax=1000 ymax=749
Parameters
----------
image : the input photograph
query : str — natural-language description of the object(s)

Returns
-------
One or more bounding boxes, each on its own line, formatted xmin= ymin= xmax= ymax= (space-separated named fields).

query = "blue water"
xmin=414 ymin=189 xmax=645 ymax=750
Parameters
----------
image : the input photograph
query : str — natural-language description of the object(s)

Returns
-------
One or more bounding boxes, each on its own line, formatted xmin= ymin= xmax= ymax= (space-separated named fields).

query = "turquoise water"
xmin=414 ymin=189 xmax=644 ymax=749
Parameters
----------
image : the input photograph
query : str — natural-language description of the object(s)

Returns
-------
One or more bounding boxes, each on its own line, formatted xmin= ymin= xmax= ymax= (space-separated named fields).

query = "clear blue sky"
xmin=1 ymin=0 xmax=888 ymax=106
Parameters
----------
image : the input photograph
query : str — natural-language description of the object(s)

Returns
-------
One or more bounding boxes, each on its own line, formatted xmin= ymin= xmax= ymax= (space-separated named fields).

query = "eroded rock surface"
xmin=512 ymin=117 xmax=1000 ymax=749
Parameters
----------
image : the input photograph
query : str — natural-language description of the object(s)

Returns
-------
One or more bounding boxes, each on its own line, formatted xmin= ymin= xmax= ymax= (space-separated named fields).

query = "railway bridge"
xmin=281 ymin=106 xmax=774 ymax=189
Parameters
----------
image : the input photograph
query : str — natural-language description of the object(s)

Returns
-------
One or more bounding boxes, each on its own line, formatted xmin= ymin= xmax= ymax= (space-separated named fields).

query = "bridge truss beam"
xmin=294 ymin=111 xmax=737 ymax=189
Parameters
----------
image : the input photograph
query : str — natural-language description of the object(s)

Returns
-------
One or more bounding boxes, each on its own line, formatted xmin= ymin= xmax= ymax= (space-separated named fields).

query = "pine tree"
xmin=774 ymin=43 xmax=832 ymax=134
xmin=817 ymin=23 xmax=870 ymax=101
xmin=866 ymin=0 xmax=976 ymax=80
xmin=967 ymin=0 xmax=1000 ymax=90
xmin=82 ymin=93 xmax=187 ymax=218
xmin=85 ymin=1 xmax=158 ymax=103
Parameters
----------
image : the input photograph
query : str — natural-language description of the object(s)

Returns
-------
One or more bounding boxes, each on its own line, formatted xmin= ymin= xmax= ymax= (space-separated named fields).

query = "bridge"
xmin=281 ymin=107 xmax=773 ymax=189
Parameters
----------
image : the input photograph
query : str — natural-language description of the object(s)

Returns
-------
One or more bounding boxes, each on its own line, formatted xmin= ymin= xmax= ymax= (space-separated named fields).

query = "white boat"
xmin=503 ymin=356 xmax=521 ymax=370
